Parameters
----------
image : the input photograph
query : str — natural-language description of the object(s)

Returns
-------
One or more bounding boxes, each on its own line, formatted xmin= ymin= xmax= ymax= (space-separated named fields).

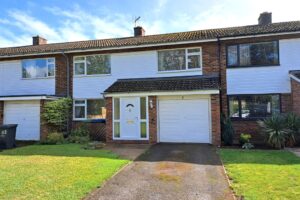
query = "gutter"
xmin=1 ymin=31 xmax=300 ymax=59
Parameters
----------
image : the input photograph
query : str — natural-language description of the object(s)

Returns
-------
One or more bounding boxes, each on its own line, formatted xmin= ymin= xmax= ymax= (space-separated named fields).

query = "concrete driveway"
xmin=86 ymin=143 xmax=233 ymax=200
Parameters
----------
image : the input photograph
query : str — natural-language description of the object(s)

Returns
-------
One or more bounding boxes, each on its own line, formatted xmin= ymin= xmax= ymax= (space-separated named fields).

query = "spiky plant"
xmin=258 ymin=115 xmax=288 ymax=149
xmin=284 ymin=112 xmax=300 ymax=146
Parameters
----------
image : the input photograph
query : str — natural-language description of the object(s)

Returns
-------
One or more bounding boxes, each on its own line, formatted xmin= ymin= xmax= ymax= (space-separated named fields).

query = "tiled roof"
xmin=1 ymin=21 xmax=300 ymax=57
xmin=290 ymin=70 xmax=300 ymax=79
xmin=104 ymin=75 xmax=219 ymax=93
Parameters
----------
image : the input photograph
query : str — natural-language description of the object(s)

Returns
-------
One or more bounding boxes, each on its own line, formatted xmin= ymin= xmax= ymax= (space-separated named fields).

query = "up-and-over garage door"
xmin=159 ymin=97 xmax=211 ymax=143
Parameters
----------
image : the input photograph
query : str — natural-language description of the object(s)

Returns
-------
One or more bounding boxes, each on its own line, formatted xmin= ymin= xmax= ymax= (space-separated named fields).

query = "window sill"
xmin=74 ymin=74 xmax=111 ymax=78
xmin=227 ymin=64 xmax=280 ymax=69
xmin=21 ymin=77 xmax=55 ymax=80
xmin=230 ymin=117 xmax=268 ymax=121
xmin=73 ymin=119 xmax=106 ymax=123
xmin=157 ymin=69 xmax=202 ymax=74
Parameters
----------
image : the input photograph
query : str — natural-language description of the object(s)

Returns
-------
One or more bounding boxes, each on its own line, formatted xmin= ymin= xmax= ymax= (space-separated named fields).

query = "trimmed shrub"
xmin=221 ymin=115 xmax=234 ymax=145
xmin=239 ymin=133 xmax=252 ymax=145
xmin=67 ymin=125 xmax=90 ymax=144
xmin=42 ymin=132 xmax=65 ymax=145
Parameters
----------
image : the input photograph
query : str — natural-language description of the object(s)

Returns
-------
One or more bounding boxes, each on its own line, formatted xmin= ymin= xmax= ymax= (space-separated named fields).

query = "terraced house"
xmin=0 ymin=12 xmax=300 ymax=145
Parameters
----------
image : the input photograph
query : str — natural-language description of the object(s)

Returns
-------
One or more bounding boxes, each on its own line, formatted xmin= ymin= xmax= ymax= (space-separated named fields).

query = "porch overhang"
xmin=103 ymin=75 xmax=220 ymax=97
xmin=0 ymin=94 xmax=60 ymax=101
xmin=290 ymin=70 xmax=300 ymax=83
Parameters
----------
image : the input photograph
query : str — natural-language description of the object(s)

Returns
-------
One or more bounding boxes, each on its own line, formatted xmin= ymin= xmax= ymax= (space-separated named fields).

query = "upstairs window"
xmin=74 ymin=54 xmax=111 ymax=76
xmin=158 ymin=48 xmax=202 ymax=71
xmin=227 ymin=41 xmax=279 ymax=67
xmin=228 ymin=94 xmax=280 ymax=119
xmin=22 ymin=58 xmax=55 ymax=78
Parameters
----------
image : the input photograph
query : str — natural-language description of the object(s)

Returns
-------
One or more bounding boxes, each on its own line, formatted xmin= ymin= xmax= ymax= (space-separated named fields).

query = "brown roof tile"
xmin=1 ymin=21 xmax=300 ymax=57
xmin=104 ymin=75 xmax=219 ymax=93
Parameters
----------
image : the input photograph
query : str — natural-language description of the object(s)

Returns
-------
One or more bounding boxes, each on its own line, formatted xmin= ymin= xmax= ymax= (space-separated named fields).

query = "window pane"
xmin=140 ymin=97 xmax=146 ymax=119
xmin=114 ymin=98 xmax=120 ymax=120
xmin=240 ymin=95 xmax=280 ymax=118
xmin=239 ymin=44 xmax=251 ymax=66
xmin=75 ymin=62 xmax=85 ymax=75
xmin=187 ymin=55 xmax=200 ymax=69
xmin=158 ymin=49 xmax=186 ymax=71
xmin=140 ymin=122 xmax=147 ymax=138
xmin=114 ymin=122 xmax=120 ymax=138
xmin=229 ymin=96 xmax=239 ymax=118
xmin=75 ymin=100 xmax=85 ymax=104
xmin=249 ymin=41 xmax=279 ymax=66
xmin=227 ymin=45 xmax=238 ymax=66
xmin=87 ymin=99 xmax=106 ymax=119
xmin=75 ymin=106 xmax=85 ymax=118
xmin=22 ymin=59 xmax=48 ymax=78
xmin=187 ymin=48 xmax=200 ymax=53
xmin=48 ymin=58 xmax=55 ymax=63
xmin=86 ymin=55 xmax=111 ymax=75
xmin=48 ymin=63 xmax=55 ymax=77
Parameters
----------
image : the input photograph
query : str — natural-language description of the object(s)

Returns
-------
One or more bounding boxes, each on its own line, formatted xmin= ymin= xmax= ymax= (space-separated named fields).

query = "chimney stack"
xmin=32 ymin=35 xmax=47 ymax=45
xmin=258 ymin=12 xmax=272 ymax=25
xmin=134 ymin=26 xmax=145 ymax=37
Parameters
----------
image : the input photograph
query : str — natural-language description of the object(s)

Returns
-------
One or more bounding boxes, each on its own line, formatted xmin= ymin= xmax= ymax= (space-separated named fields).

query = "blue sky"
xmin=0 ymin=0 xmax=299 ymax=47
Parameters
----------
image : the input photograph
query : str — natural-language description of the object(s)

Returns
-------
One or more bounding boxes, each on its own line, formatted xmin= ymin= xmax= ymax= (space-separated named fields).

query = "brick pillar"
xmin=211 ymin=94 xmax=221 ymax=146
xmin=281 ymin=93 xmax=292 ymax=113
xmin=0 ymin=101 xmax=3 ymax=125
xmin=40 ymin=100 xmax=49 ymax=140
xmin=291 ymin=79 xmax=300 ymax=115
xmin=148 ymin=96 xmax=157 ymax=144
xmin=105 ymin=97 xmax=113 ymax=142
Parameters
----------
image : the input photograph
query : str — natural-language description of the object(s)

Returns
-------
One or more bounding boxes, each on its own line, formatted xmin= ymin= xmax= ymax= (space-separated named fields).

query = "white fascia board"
xmin=0 ymin=96 xmax=59 ymax=101
xmin=290 ymin=74 xmax=300 ymax=83
xmin=104 ymin=90 xmax=219 ymax=97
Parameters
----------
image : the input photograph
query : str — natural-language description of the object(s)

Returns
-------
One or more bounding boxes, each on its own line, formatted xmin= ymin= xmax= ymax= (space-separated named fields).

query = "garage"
xmin=4 ymin=101 xmax=41 ymax=141
xmin=158 ymin=97 xmax=211 ymax=143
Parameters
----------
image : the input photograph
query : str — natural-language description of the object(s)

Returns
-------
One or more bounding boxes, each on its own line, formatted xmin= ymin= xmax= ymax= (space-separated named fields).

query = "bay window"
xmin=22 ymin=58 xmax=55 ymax=78
xmin=74 ymin=99 xmax=106 ymax=120
xmin=228 ymin=94 xmax=280 ymax=119
xmin=158 ymin=48 xmax=202 ymax=71
xmin=227 ymin=41 xmax=279 ymax=67
xmin=74 ymin=54 xmax=111 ymax=75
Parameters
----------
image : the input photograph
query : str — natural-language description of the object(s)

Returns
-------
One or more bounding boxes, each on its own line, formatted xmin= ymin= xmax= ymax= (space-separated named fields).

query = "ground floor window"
xmin=73 ymin=99 xmax=106 ymax=120
xmin=228 ymin=94 xmax=280 ymax=119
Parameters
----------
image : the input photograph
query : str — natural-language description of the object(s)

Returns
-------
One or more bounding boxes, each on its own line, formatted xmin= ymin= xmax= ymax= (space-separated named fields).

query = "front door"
xmin=120 ymin=97 xmax=140 ymax=139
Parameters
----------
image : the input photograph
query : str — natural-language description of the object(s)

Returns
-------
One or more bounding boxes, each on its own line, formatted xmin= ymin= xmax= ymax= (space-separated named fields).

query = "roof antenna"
xmin=134 ymin=16 xmax=141 ymax=27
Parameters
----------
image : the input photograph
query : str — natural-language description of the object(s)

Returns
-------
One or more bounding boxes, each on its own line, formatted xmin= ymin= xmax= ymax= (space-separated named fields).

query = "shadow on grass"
xmin=220 ymin=149 xmax=300 ymax=165
xmin=0 ymin=144 xmax=122 ymax=159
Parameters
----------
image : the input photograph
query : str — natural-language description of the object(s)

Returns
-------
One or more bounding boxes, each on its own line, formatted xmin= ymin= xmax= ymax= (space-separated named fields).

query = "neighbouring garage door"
xmin=4 ymin=101 xmax=40 ymax=141
xmin=159 ymin=98 xmax=211 ymax=143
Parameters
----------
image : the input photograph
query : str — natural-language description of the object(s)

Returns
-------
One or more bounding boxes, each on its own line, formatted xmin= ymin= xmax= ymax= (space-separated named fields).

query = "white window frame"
xmin=22 ymin=57 xmax=55 ymax=79
xmin=73 ymin=54 xmax=111 ymax=76
xmin=157 ymin=47 xmax=202 ymax=72
xmin=73 ymin=99 xmax=106 ymax=121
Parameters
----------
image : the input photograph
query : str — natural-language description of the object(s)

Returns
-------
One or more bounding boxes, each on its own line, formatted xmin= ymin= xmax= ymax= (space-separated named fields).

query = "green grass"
xmin=0 ymin=144 xmax=130 ymax=200
xmin=220 ymin=149 xmax=300 ymax=200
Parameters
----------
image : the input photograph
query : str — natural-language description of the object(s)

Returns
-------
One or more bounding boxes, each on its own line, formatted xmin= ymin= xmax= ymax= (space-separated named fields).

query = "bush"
xmin=67 ymin=125 xmax=90 ymax=144
xmin=221 ymin=115 xmax=234 ymax=145
xmin=42 ymin=98 xmax=72 ymax=132
xmin=42 ymin=132 xmax=65 ymax=145
xmin=258 ymin=115 xmax=288 ymax=149
xmin=239 ymin=133 xmax=252 ymax=145
xmin=284 ymin=112 xmax=300 ymax=146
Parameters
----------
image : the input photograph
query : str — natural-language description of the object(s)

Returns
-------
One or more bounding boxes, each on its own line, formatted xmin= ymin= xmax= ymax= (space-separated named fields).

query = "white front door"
xmin=120 ymin=97 xmax=140 ymax=139
xmin=4 ymin=100 xmax=41 ymax=141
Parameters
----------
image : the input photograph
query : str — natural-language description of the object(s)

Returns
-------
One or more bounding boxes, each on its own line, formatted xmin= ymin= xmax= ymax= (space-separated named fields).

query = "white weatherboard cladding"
xmin=4 ymin=101 xmax=41 ymax=141
xmin=73 ymin=51 xmax=202 ymax=98
xmin=0 ymin=61 xmax=55 ymax=96
xmin=158 ymin=96 xmax=211 ymax=143
xmin=227 ymin=38 xmax=300 ymax=94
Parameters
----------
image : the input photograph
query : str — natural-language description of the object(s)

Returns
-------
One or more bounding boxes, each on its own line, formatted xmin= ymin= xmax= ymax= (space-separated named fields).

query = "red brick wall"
xmin=0 ymin=101 xmax=3 ymax=125
xmin=55 ymin=55 xmax=69 ymax=97
xmin=148 ymin=96 xmax=157 ymax=144
xmin=211 ymin=94 xmax=221 ymax=146
xmin=292 ymin=79 xmax=300 ymax=115
xmin=40 ymin=100 xmax=50 ymax=140
xmin=105 ymin=97 xmax=113 ymax=142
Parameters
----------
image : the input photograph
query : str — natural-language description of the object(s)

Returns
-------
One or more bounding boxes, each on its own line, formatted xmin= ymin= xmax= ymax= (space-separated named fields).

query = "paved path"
xmin=86 ymin=144 xmax=233 ymax=200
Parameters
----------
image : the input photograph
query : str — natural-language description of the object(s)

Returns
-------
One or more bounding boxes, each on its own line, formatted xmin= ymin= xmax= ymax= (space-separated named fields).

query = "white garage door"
xmin=159 ymin=98 xmax=211 ymax=143
xmin=4 ymin=101 xmax=40 ymax=141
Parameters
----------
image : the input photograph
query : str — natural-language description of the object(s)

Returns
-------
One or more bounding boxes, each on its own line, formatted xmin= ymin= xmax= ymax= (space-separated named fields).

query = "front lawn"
xmin=0 ymin=144 xmax=129 ymax=200
xmin=220 ymin=149 xmax=300 ymax=200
